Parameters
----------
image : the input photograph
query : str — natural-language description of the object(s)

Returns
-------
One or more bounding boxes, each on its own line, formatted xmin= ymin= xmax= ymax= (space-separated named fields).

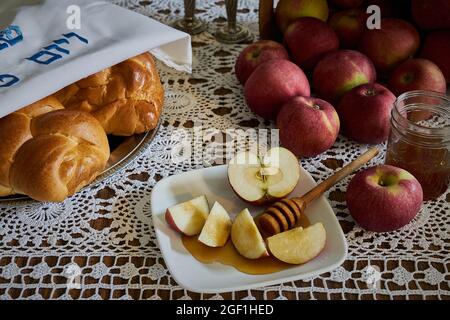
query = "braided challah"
xmin=0 ymin=96 xmax=64 ymax=197
xmin=0 ymin=53 xmax=163 ymax=202
xmin=55 ymin=52 xmax=164 ymax=136
xmin=0 ymin=97 xmax=110 ymax=202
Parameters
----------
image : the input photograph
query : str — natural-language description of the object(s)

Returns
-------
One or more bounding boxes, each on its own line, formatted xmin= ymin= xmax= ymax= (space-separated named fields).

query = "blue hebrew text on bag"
xmin=0 ymin=31 xmax=89 ymax=89
xmin=0 ymin=25 xmax=23 ymax=51
xmin=0 ymin=74 xmax=20 ymax=87
xmin=26 ymin=32 xmax=88 ymax=65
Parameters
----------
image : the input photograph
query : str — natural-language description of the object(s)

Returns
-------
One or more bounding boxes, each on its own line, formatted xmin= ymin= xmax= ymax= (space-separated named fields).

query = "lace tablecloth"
xmin=0 ymin=0 xmax=449 ymax=300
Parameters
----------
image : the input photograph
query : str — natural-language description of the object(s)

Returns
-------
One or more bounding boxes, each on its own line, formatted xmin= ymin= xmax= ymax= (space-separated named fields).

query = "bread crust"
xmin=0 ymin=53 xmax=162 ymax=201
xmin=0 ymin=96 xmax=64 ymax=196
xmin=10 ymin=110 xmax=110 ymax=202
xmin=55 ymin=52 xmax=164 ymax=136
xmin=0 ymin=98 xmax=109 ymax=201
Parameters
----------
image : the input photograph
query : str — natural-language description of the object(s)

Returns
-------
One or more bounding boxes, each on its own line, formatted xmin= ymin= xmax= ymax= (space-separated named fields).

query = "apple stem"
xmin=365 ymin=89 xmax=377 ymax=96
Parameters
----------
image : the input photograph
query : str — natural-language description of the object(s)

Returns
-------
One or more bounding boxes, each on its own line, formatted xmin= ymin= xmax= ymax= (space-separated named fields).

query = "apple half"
xmin=267 ymin=223 xmax=326 ymax=264
xmin=231 ymin=208 xmax=269 ymax=259
xmin=228 ymin=147 xmax=300 ymax=205
xmin=165 ymin=195 xmax=209 ymax=236
xmin=198 ymin=201 xmax=232 ymax=247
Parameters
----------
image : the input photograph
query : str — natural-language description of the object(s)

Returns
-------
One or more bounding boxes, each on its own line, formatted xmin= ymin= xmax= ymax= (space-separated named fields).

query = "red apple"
xmin=275 ymin=0 xmax=329 ymax=34
xmin=277 ymin=96 xmax=340 ymax=157
xmin=346 ymin=165 xmax=423 ymax=232
xmin=312 ymin=50 xmax=376 ymax=104
xmin=235 ymin=40 xmax=289 ymax=85
xmin=359 ymin=18 xmax=420 ymax=74
xmin=388 ymin=58 xmax=447 ymax=96
xmin=329 ymin=9 xmax=368 ymax=48
xmin=411 ymin=0 xmax=450 ymax=30
xmin=421 ymin=30 xmax=450 ymax=83
xmin=389 ymin=59 xmax=447 ymax=122
xmin=245 ymin=59 xmax=310 ymax=120
xmin=337 ymin=83 xmax=395 ymax=144
xmin=331 ymin=0 xmax=364 ymax=9
xmin=284 ymin=17 xmax=339 ymax=71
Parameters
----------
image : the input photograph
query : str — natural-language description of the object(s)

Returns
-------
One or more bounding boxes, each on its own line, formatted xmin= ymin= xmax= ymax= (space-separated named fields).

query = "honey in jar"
xmin=385 ymin=91 xmax=450 ymax=200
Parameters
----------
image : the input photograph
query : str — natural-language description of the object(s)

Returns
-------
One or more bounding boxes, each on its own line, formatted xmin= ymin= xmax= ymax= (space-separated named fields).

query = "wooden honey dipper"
xmin=258 ymin=147 xmax=379 ymax=236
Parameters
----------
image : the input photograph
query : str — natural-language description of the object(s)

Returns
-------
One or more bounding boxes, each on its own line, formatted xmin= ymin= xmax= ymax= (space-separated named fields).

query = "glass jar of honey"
xmin=385 ymin=91 xmax=450 ymax=201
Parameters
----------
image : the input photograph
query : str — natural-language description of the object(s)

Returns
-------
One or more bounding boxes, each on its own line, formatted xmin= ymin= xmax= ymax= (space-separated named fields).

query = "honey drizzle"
xmin=182 ymin=212 xmax=310 ymax=275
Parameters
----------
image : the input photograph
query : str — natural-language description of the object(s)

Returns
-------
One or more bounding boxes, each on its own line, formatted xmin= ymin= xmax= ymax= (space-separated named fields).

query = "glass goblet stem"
xmin=225 ymin=0 xmax=238 ymax=32
xmin=184 ymin=0 xmax=195 ymax=23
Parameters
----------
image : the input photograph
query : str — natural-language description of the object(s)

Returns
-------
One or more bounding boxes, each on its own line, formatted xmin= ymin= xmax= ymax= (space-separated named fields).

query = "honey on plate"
xmin=385 ymin=91 xmax=450 ymax=201
xmin=182 ymin=212 xmax=310 ymax=275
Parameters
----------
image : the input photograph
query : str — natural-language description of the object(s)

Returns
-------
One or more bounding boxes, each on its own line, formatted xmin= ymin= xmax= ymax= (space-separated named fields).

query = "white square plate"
xmin=151 ymin=165 xmax=347 ymax=293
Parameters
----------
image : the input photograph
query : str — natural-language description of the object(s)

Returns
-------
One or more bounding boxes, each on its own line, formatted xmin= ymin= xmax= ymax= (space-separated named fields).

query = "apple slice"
xmin=231 ymin=208 xmax=269 ymax=259
xmin=198 ymin=201 xmax=232 ymax=247
xmin=228 ymin=147 xmax=300 ymax=205
xmin=267 ymin=223 xmax=326 ymax=264
xmin=165 ymin=195 xmax=209 ymax=236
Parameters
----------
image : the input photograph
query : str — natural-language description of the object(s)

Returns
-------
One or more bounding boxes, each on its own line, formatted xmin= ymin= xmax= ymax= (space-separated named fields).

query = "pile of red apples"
xmin=238 ymin=0 xmax=448 ymax=156
xmin=234 ymin=0 xmax=448 ymax=232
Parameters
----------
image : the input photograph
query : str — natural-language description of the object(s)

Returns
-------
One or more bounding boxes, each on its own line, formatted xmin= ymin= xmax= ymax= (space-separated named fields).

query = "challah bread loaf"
xmin=10 ymin=109 xmax=110 ymax=202
xmin=55 ymin=52 xmax=164 ymax=136
xmin=0 ymin=97 xmax=64 ymax=196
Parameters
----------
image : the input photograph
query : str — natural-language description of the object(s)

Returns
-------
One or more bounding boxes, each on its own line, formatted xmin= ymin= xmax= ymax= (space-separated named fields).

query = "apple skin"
xmin=421 ymin=31 xmax=450 ymax=83
xmin=411 ymin=0 xmax=450 ymax=30
xmin=346 ymin=165 xmax=423 ymax=232
xmin=312 ymin=50 xmax=376 ymax=104
xmin=359 ymin=18 xmax=420 ymax=74
xmin=235 ymin=40 xmax=289 ymax=85
xmin=245 ymin=59 xmax=310 ymax=120
xmin=388 ymin=58 xmax=447 ymax=96
xmin=165 ymin=209 xmax=183 ymax=234
xmin=284 ymin=17 xmax=339 ymax=71
xmin=388 ymin=58 xmax=446 ymax=122
xmin=275 ymin=0 xmax=329 ymax=34
xmin=337 ymin=83 xmax=395 ymax=144
xmin=329 ymin=9 xmax=368 ymax=48
xmin=277 ymin=96 xmax=340 ymax=157
xmin=330 ymin=0 xmax=364 ymax=9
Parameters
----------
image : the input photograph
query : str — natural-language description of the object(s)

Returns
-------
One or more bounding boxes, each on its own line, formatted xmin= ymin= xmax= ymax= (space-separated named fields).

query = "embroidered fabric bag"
xmin=0 ymin=0 xmax=192 ymax=117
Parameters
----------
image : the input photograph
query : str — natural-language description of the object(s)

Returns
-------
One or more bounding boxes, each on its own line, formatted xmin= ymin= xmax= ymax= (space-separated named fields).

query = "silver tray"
xmin=0 ymin=122 xmax=160 ymax=206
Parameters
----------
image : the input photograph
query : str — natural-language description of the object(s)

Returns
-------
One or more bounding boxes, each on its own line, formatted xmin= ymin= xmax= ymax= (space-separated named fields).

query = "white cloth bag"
xmin=0 ymin=0 xmax=192 ymax=118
